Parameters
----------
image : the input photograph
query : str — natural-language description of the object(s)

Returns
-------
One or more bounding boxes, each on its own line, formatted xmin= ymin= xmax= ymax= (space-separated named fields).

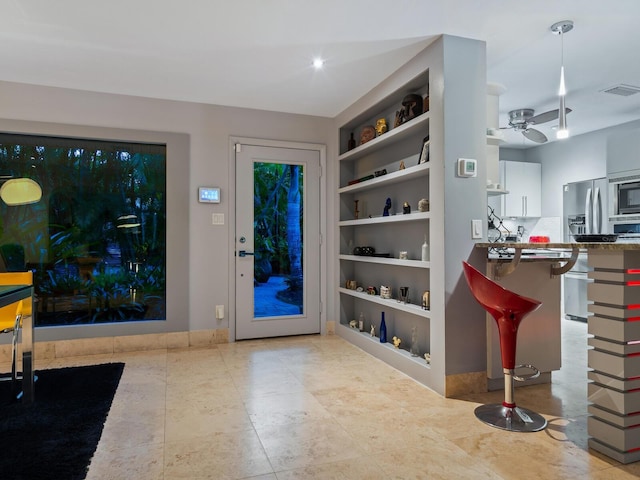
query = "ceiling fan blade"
xmin=529 ymin=107 xmax=572 ymax=125
xmin=523 ymin=128 xmax=548 ymax=143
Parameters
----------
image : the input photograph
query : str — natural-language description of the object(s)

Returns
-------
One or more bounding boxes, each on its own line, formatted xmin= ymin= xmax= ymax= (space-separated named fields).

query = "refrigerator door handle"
xmin=585 ymin=188 xmax=592 ymax=234
xmin=594 ymin=187 xmax=601 ymax=234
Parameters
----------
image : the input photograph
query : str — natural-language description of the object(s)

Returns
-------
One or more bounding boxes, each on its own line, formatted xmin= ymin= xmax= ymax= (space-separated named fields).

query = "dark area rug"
xmin=0 ymin=362 xmax=125 ymax=480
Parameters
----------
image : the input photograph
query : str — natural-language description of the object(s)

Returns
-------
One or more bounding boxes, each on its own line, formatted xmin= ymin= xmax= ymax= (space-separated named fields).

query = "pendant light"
xmin=0 ymin=178 xmax=42 ymax=206
xmin=551 ymin=20 xmax=573 ymax=140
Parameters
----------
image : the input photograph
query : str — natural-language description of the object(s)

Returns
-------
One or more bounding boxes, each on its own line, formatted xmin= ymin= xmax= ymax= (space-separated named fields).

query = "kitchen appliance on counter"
xmin=609 ymin=169 xmax=640 ymax=222
xmin=613 ymin=222 xmax=640 ymax=239
xmin=563 ymin=178 xmax=609 ymax=321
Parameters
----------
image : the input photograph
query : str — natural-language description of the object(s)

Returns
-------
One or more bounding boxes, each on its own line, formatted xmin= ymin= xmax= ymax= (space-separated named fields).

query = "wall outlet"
xmin=215 ymin=305 xmax=224 ymax=320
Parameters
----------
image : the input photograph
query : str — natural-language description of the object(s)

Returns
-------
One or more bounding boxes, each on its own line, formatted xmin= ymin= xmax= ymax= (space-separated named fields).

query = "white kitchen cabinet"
xmin=500 ymin=160 xmax=541 ymax=217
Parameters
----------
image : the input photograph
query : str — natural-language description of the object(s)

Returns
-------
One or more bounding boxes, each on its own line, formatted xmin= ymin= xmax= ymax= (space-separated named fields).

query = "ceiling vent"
xmin=601 ymin=84 xmax=640 ymax=97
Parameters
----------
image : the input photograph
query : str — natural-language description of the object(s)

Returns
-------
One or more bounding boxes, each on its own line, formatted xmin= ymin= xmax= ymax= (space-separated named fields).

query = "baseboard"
xmin=0 ymin=328 xmax=230 ymax=363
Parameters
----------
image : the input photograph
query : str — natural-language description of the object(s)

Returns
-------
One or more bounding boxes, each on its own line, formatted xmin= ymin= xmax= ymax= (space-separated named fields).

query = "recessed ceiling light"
xmin=312 ymin=58 xmax=324 ymax=69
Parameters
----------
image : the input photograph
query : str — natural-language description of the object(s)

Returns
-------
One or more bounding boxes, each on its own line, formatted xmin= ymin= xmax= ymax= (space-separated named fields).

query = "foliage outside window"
xmin=253 ymin=162 xmax=303 ymax=314
xmin=0 ymin=133 xmax=166 ymax=326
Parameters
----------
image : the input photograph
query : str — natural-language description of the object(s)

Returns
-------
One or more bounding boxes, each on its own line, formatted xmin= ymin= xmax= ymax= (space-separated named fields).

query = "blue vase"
xmin=380 ymin=312 xmax=387 ymax=343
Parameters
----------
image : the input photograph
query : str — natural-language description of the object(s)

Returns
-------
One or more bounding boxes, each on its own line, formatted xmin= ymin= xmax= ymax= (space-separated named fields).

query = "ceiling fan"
xmin=501 ymin=108 xmax=572 ymax=143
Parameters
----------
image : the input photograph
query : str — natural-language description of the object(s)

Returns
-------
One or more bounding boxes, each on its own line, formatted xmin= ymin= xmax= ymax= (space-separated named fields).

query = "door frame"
xmin=228 ymin=136 xmax=327 ymax=341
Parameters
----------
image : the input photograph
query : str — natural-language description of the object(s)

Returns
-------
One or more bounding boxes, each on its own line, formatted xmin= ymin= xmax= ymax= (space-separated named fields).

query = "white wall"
xmin=523 ymin=119 xmax=640 ymax=218
xmin=0 ymin=80 xmax=332 ymax=339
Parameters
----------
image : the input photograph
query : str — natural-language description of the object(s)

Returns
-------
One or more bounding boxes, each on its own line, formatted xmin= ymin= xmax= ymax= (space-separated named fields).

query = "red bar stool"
xmin=462 ymin=261 xmax=547 ymax=432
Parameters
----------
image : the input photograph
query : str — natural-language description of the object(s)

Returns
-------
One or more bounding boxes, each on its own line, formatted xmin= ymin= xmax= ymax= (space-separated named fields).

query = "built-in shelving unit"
xmin=333 ymin=36 xmax=488 ymax=397
xmin=335 ymin=51 xmax=433 ymax=387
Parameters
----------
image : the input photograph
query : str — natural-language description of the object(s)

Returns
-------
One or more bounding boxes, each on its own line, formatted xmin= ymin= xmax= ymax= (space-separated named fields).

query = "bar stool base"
xmin=474 ymin=403 xmax=547 ymax=432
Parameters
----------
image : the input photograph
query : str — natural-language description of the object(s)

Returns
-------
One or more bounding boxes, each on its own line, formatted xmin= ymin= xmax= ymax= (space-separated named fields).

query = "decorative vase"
xmin=410 ymin=326 xmax=419 ymax=357
xmin=380 ymin=312 xmax=387 ymax=343
xmin=347 ymin=132 xmax=356 ymax=151
xmin=421 ymin=235 xmax=429 ymax=261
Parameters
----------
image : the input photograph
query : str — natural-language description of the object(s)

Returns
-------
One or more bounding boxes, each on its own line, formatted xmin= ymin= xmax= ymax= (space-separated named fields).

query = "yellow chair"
xmin=0 ymin=271 xmax=33 ymax=392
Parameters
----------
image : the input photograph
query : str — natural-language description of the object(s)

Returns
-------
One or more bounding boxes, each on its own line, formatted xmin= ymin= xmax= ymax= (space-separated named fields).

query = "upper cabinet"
xmin=607 ymin=129 xmax=640 ymax=176
xmin=499 ymin=160 xmax=541 ymax=217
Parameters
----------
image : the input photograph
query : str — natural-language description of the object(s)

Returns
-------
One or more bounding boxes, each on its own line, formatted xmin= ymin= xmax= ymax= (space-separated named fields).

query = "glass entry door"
xmin=235 ymin=143 xmax=321 ymax=339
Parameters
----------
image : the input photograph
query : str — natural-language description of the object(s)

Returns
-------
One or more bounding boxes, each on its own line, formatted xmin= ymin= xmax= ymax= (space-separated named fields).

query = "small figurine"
xmin=380 ymin=285 xmax=391 ymax=299
xmin=349 ymin=320 xmax=358 ymax=329
xmin=383 ymin=197 xmax=391 ymax=216
xmin=360 ymin=125 xmax=376 ymax=145
xmin=403 ymin=202 xmax=411 ymax=214
xmin=422 ymin=291 xmax=430 ymax=310
xmin=370 ymin=324 xmax=375 ymax=336
xmin=393 ymin=336 xmax=402 ymax=348
xmin=394 ymin=110 xmax=403 ymax=128
xmin=418 ymin=198 xmax=429 ymax=212
xmin=399 ymin=160 xmax=405 ymax=170
xmin=401 ymin=94 xmax=424 ymax=122
xmin=424 ymin=353 xmax=431 ymax=364
xmin=375 ymin=118 xmax=388 ymax=136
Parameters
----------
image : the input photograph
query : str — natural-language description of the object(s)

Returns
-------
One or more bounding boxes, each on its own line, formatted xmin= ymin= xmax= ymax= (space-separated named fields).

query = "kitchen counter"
xmin=477 ymin=242 xmax=640 ymax=278
xmin=476 ymin=241 xmax=640 ymax=250
xmin=476 ymin=241 xmax=640 ymax=463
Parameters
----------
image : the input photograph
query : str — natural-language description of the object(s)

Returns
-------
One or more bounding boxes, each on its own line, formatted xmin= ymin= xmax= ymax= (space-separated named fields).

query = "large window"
xmin=0 ymin=133 xmax=166 ymax=327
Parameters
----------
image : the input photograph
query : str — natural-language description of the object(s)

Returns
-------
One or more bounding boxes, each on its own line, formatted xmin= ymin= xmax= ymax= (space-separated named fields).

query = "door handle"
xmin=238 ymin=250 xmax=254 ymax=257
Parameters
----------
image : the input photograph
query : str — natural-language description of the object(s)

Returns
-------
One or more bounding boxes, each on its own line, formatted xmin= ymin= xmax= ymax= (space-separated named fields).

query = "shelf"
xmin=487 ymin=188 xmax=509 ymax=196
xmin=339 ymin=114 xmax=429 ymax=163
xmin=486 ymin=134 xmax=505 ymax=146
xmin=339 ymin=211 xmax=429 ymax=226
xmin=340 ymin=324 xmax=430 ymax=368
xmin=339 ymin=163 xmax=429 ymax=194
xmin=339 ymin=254 xmax=429 ymax=268
xmin=338 ymin=287 xmax=431 ymax=318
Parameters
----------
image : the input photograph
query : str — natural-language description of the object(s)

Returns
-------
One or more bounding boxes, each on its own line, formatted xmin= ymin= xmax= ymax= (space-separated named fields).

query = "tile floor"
xmin=19 ymin=319 xmax=640 ymax=479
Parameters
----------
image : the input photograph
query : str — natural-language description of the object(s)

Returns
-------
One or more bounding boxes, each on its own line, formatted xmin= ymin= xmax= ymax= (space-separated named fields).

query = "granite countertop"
xmin=476 ymin=242 xmax=640 ymax=250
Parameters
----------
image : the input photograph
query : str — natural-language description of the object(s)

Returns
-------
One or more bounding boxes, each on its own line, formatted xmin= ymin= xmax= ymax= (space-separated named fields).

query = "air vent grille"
xmin=601 ymin=84 xmax=640 ymax=96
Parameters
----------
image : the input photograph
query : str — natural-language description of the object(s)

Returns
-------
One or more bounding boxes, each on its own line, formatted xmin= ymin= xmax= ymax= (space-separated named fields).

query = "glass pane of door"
xmin=253 ymin=162 xmax=304 ymax=318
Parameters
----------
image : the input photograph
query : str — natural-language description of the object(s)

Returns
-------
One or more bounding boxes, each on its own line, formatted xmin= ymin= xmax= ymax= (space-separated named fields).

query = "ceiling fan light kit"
xmin=551 ymin=20 xmax=574 ymax=140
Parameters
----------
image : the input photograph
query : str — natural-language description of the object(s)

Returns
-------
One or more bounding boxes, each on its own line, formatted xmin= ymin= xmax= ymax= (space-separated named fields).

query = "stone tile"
xmin=167 ymin=331 xmax=189 ymax=349
xmin=54 ymin=337 xmax=114 ymax=357
xmin=113 ymin=333 xmax=167 ymax=352
xmin=164 ymin=429 xmax=273 ymax=479
xmin=274 ymin=458 xmax=387 ymax=479
xmin=42 ymin=318 xmax=615 ymax=479
xmin=189 ymin=329 xmax=218 ymax=347
xmin=255 ymin=419 xmax=363 ymax=472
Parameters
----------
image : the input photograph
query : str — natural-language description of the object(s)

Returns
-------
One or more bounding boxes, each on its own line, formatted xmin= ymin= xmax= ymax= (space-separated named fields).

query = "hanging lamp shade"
xmin=0 ymin=178 xmax=42 ymax=206
xmin=116 ymin=214 xmax=141 ymax=229
xmin=551 ymin=20 xmax=573 ymax=140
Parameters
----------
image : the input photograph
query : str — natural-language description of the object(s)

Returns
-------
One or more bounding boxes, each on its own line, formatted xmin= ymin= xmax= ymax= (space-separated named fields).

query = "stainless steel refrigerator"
xmin=562 ymin=177 xmax=609 ymax=320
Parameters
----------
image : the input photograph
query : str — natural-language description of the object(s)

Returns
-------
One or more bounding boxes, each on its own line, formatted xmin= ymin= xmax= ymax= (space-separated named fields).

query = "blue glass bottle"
xmin=379 ymin=311 xmax=387 ymax=343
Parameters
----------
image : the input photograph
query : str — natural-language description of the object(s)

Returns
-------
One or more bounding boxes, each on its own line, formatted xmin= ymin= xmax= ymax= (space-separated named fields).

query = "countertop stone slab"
xmin=475 ymin=242 xmax=640 ymax=250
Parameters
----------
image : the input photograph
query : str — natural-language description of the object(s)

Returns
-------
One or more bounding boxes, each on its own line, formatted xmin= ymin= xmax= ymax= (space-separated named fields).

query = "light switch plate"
xmin=471 ymin=219 xmax=483 ymax=239
xmin=212 ymin=213 xmax=225 ymax=225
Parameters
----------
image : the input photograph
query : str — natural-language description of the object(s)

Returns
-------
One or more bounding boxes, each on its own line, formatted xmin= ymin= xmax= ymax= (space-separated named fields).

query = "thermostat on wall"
xmin=457 ymin=158 xmax=477 ymax=177
xmin=198 ymin=187 xmax=221 ymax=203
